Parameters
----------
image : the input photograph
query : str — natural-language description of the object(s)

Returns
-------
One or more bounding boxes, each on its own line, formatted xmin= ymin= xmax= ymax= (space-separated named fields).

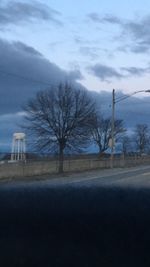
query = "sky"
xmin=1 ymin=0 xmax=150 ymax=151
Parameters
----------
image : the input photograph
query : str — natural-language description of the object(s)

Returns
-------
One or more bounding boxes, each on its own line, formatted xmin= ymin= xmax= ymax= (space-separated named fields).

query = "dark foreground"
xmin=0 ymin=181 xmax=150 ymax=266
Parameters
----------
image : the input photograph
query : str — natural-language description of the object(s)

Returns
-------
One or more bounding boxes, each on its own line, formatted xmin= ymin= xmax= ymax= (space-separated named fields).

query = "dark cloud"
xmin=88 ymin=64 xmax=124 ymax=82
xmin=87 ymin=12 xmax=102 ymax=23
xmin=102 ymin=14 xmax=122 ymax=25
xmin=88 ymin=13 xmax=122 ymax=25
xmin=88 ymin=12 xmax=150 ymax=54
xmin=0 ymin=38 xmax=83 ymax=115
xmin=68 ymin=69 xmax=83 ymax=80
xmin=123 ymin=16 xmax=150 ymax=53
xmin=0 ymin=38 xmax=84 ymax=150
xmin=0 ymin=1 xmax=62 ymax=28
xmin=130 ymin=45 xmax=150 ymax=54
xmin=115 ymin=93 xmax=150 ymax=128
xmin=13 ymin=41 xmax=42 ymax=56
xmin=114 ymin=16 xmax=150 ymax=54
xmin=121 ymin=66 xmax=150 ymax=76
xmin=88 ymin=63 xmax=150 ymax=82
xmin=92 ymin=90 xmax=150 ymax=129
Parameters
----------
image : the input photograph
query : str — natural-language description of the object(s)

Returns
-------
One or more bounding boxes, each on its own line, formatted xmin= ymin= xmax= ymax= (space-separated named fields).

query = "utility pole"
xmin=111 ymin=89 xmax=115 ymax=168
xmin=109 ymin=88 xmax=150 ymax=168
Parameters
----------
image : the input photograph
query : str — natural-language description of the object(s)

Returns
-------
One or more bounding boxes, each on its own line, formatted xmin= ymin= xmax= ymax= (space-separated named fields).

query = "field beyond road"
xmin=2 ymin=165 xmax=150 ymax=187
xmin=1 ymin=155 xmax=150 ymax=179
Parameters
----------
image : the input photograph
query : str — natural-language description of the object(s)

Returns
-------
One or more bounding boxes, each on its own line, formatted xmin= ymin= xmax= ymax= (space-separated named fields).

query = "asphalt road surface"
xmin=1 ymin=166 xmax=150 ymax=267
xmin=47 ymin=165 xmax=150 ymax=187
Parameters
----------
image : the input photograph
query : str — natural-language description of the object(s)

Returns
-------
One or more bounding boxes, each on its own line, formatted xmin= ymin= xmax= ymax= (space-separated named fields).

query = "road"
xmin=1 ymin=165 xmax=150 ymax=266
xmin=3 ymin=165 xmax=150 ymax=188
xmin=49 ymin=165 xmax=150 ymax=187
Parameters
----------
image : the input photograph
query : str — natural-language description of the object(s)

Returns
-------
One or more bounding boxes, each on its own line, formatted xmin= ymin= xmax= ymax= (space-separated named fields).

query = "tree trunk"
xmin=58 ymin=146 xmax=64 ymax=173
xmin=98 ymin=146 xmax=104 ymax=158
xmin=98 ymin=151 xmax=103 ymax=158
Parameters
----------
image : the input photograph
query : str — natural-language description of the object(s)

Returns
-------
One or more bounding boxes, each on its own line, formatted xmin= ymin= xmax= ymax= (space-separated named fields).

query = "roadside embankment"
xmin=0 ymin=156 xmax=150 ymax=179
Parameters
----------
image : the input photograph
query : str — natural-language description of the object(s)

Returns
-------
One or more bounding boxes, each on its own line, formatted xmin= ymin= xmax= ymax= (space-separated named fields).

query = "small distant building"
xmin=11 ymin=133 xmax=26 ymax=161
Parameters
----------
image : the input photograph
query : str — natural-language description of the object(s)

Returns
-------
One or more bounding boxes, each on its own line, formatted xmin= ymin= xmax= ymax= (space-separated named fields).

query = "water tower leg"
xmin=17 ymin=139 xmax=20 ymax=161
xmin=11 ymin=137 xmax=15 ymax=161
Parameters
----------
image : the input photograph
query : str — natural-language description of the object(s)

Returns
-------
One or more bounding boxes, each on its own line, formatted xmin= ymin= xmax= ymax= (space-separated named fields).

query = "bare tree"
xmin=134 ymin=124 xmax=150 ymax=155
xmin=91 ymin=113 xmax=125 ymax=156
xmin=121 ymin=135 xmax=131 ymax=155
xmin=23 ymin=83 xmax=95 ymax=173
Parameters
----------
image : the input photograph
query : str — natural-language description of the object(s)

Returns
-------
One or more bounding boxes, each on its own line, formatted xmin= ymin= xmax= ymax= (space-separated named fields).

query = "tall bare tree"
xmin=23 ymin=83 xmax=95 ymax=172
xmin=134 ymin=124 xmax=150 ymax=155
xmin=91 ymin=113 xmax=125 ymax=156
xmin=121 ymin=135 xmax=131 ymax=155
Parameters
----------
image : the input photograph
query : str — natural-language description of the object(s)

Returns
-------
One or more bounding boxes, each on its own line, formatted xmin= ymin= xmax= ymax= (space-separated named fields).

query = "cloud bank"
xmin=0 ymin=38 xmax=84 ymax=151
xmin=87 ymin=12 xmax=150 ymax=54
xmin=88 ymin=64 xmax=150 ymax=82
xmin=0 ymin=38 xmax=83 ymax=115
xmin=0 ymin=1 xmax=62 ymax=28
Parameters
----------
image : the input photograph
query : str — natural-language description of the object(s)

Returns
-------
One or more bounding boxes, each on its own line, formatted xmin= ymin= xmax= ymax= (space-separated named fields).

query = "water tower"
xmin=11 ymin=133 xmax=26 ymax=161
